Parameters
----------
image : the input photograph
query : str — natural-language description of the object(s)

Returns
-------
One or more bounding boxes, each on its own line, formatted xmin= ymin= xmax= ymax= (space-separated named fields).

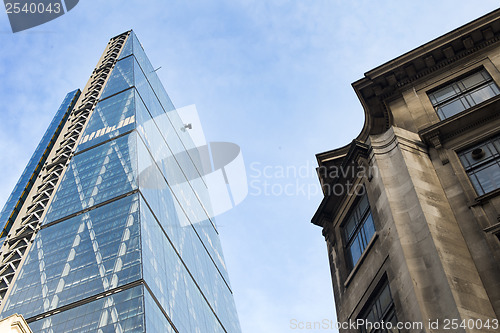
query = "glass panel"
xmin=132 ymin=57 xmax=231 ymax=286
xmin=461 ymin=71 xmax=488 ymax=89
xmin=131 ymin=32 xmax=155 ymax=75
xmin=144 ymin=288 xmax=176 ymax=333
xmin=467 ymin=84 xmax=500 ymax=106
xmin=367 ymin=307 xmax=377 ymax=323
xmin=358 ymin=194 xmax=370 ymax=216
xmin=344 ymin=216 xmax=357 ymax=241
xmin=28 ymin=286 xmax=145 ymax=333
xmin=363 ymin=214 xmax=376 ymax=245
xmin=128 ymin=49 xmax=208 ymax=200
xmin=493 ymin=137 xmax=500 ymax=153
xmin=153 ymin=109 xmax=208 ymax=189
xmin=134 ymin=60 xmax=164 ymax=119
xmin=472 ymin=163 xmax=500 ymax=195
xmin=386 ymin=309 xmax=399 ymax=333
xmin=129 ymin=38 xmax=205 ymax=186
xmin=459 ymin=135 xmax=500 ymax=196
xmin=117 ymin=34 xmax=133 ymax=60
xmin=436 ymin=98 xmax=467 ymax=119
xmin=1 ymin=195 xmax=142 ymax=320
xmin=0 ymin=89 xmax=80 ymax=234
xmin=44 ymin=133 xmax=138 ymax=224
xmin=349 ymin=236 xmax=363 ymax=267
xmin=100 ymin=56 xmax=134 ymax=100
xmin=378 ymin=284 xmax=392 ymax=314
xmin=470 ymin=175 xmax=485 ymax=196
xmin=491 ymin=82 xmax=500 ymax=96
xmin=76 ymin=89 xmax=136 ymax=152
xmin=460 ymin=143 xmax=492 ymax=168
xmin=482 ymin=142 xmax=496 ymax=160
xmin=344 ymin=194 xmax=375 ymax=269
xmin=137 ymin=138 xmax=239 ymax=331
xmin=359 ymin=281 xmax=396 ymax=333
xmin=140 ymin=196 xmax=229 ymax=333
xmin=143 ymin=121 xmax=210 ymax=222
xmin=459 ymin=153 xmax=473 ymax=169
xmin=430 ymin=84 xmax=460 ymax=104
xmin=429 ymin=69 xmax=500 ymax=120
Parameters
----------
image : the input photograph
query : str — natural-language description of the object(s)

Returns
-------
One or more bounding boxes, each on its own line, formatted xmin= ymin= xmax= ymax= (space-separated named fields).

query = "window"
xmin=428 ymin=69 xmax=500 ymax=120
xmin=343 ymin=194 xmax=375 ymax=269
xmin=458 ymin=134 xmax=500 ymax=196
xmin=359 ymin=280 xmax=398 ymax=333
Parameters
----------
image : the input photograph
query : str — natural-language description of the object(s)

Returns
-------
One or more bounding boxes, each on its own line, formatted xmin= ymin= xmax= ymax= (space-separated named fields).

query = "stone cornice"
xmin=353 ymin=8 xmax=500 ymax=138
xmin=313 ymin=9 xmax=500 ymax=229
xmin=312 ymin=140 xmax=370 ymax=227
xmin=419 ymin=95 xmax=500 ymax=161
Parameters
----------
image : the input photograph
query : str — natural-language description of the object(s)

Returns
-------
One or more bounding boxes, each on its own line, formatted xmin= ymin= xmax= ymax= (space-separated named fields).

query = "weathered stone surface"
xmin=313 ymin=9 xmax=500 ymax=333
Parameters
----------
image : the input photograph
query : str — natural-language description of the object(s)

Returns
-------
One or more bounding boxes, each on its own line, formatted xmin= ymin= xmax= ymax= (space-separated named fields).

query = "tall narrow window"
xmin=458 ymin=134 xmax=500 ymax=196
xmin=359 ymin=280 xmax=398 ymax=333
xmin=343 ymin=194 xmax=375 ymax=270
xmin=428 ymin=69 xmax=500 ymax=120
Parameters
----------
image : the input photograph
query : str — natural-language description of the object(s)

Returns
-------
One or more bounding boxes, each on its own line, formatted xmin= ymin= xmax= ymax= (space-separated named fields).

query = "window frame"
xmin=427 ymin=68 xmax=500 ymax=120
xmin=457 ymin=133 xmax=500 ymax=196
xmin=358 ymin=278 xmax=398 ymax=333
xmin=342 ymin=193 xmax=376 ymax=271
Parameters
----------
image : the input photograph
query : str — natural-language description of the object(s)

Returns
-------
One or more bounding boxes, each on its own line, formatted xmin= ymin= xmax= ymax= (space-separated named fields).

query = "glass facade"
xmin=28 ymin=285 xmax=146 ymax=333
xmin=0 ymin=31 xmax=240 ymax=332
xmin=0 ymin=89 xmax=80 ymax=238
xmin=2 ymin=195 xmax=142 ymax=319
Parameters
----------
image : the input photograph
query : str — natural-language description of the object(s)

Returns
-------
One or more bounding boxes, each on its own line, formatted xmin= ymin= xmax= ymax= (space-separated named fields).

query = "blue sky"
xmin=0 ymin=1 xmax=499 ymax=332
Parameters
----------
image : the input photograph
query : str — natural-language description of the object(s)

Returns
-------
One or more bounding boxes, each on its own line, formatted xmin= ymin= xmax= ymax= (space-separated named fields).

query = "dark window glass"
xmin=359 ymin=281 xmax=398 ymax=333
xmin=458 ymin=134 xmax=500 ymax=196
xmin=428 ymin=69 xmax=500 ymax=120
xmin=343 ymin=194 xmax=376 ymax=269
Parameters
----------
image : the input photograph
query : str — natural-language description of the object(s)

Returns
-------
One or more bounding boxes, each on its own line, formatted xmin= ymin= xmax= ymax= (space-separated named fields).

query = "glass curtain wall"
xmin=0 ymin=31 xmax=240 ymax=333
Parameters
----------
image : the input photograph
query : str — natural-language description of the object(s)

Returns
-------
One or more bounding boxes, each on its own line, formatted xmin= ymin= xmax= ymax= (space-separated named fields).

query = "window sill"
xmin=419 ymin=95 xmax=500 ymax=148
xmin=344 ymin=232 xmax=379 ymax=289
xmin=469 ymin=187 xmax=500 ymax=207
xmin=484 ymin=222 xmax=500 ymax=234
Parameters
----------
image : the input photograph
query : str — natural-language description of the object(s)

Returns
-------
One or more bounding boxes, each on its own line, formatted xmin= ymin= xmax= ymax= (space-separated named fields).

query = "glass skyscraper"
xmin=0 ymin=31 xmax=241 ymax=332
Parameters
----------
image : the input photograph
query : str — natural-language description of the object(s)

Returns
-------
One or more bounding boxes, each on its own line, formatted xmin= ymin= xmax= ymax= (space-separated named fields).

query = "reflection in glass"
xmin=28 ymin=286 xmax=146 ymax=333
xmin=343 ymin=194 xmax=376 ymax=269
xmin=429 ymin=69 xmax=500 ymax=120
xmin=459 ymin=135 xmax=500 ymax=195
xmin=2 ymin=195 xmax=142 ymax=319
xmin=44 ymin=133 xmax=138 ymax=224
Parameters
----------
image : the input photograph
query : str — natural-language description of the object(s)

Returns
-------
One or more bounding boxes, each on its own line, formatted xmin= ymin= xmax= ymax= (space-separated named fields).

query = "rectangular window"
xmin=359 ymin=280 xmax=398 ymax=333
xmin=428 ymin=68 xmax=500 ymax=120
xmin=343 ymin=194 xmax=376 ymax=269
xmin=458 ymin=134 xmax=500 ymax=196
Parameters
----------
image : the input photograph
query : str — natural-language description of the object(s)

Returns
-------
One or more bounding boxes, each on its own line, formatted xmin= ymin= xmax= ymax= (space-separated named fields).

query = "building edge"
xmin=313 ymin=8 xmax=500 ymax=333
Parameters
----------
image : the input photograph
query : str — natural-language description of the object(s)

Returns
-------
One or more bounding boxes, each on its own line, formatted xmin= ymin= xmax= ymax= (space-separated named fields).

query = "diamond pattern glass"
xmin=28 ymin=285 xmax=146 ymax=333
xmin=2 ymin=194 xmax=142 ymax=320
xmin=0 ymin=31 xmax=240 ymax=333
xmin=44 ymin=133 xmax=138 ymax=224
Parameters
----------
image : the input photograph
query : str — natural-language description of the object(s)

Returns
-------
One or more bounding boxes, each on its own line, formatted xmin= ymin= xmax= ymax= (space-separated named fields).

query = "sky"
xmin=0 ymin=1 xmax=499 ymax=332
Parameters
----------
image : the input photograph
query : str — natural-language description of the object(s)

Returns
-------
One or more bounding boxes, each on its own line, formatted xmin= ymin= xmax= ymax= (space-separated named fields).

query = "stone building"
xmin=0 ymin=314 xmax=31 ymax=333
xmin=312 ymin=9 xmax=500 ymax=333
